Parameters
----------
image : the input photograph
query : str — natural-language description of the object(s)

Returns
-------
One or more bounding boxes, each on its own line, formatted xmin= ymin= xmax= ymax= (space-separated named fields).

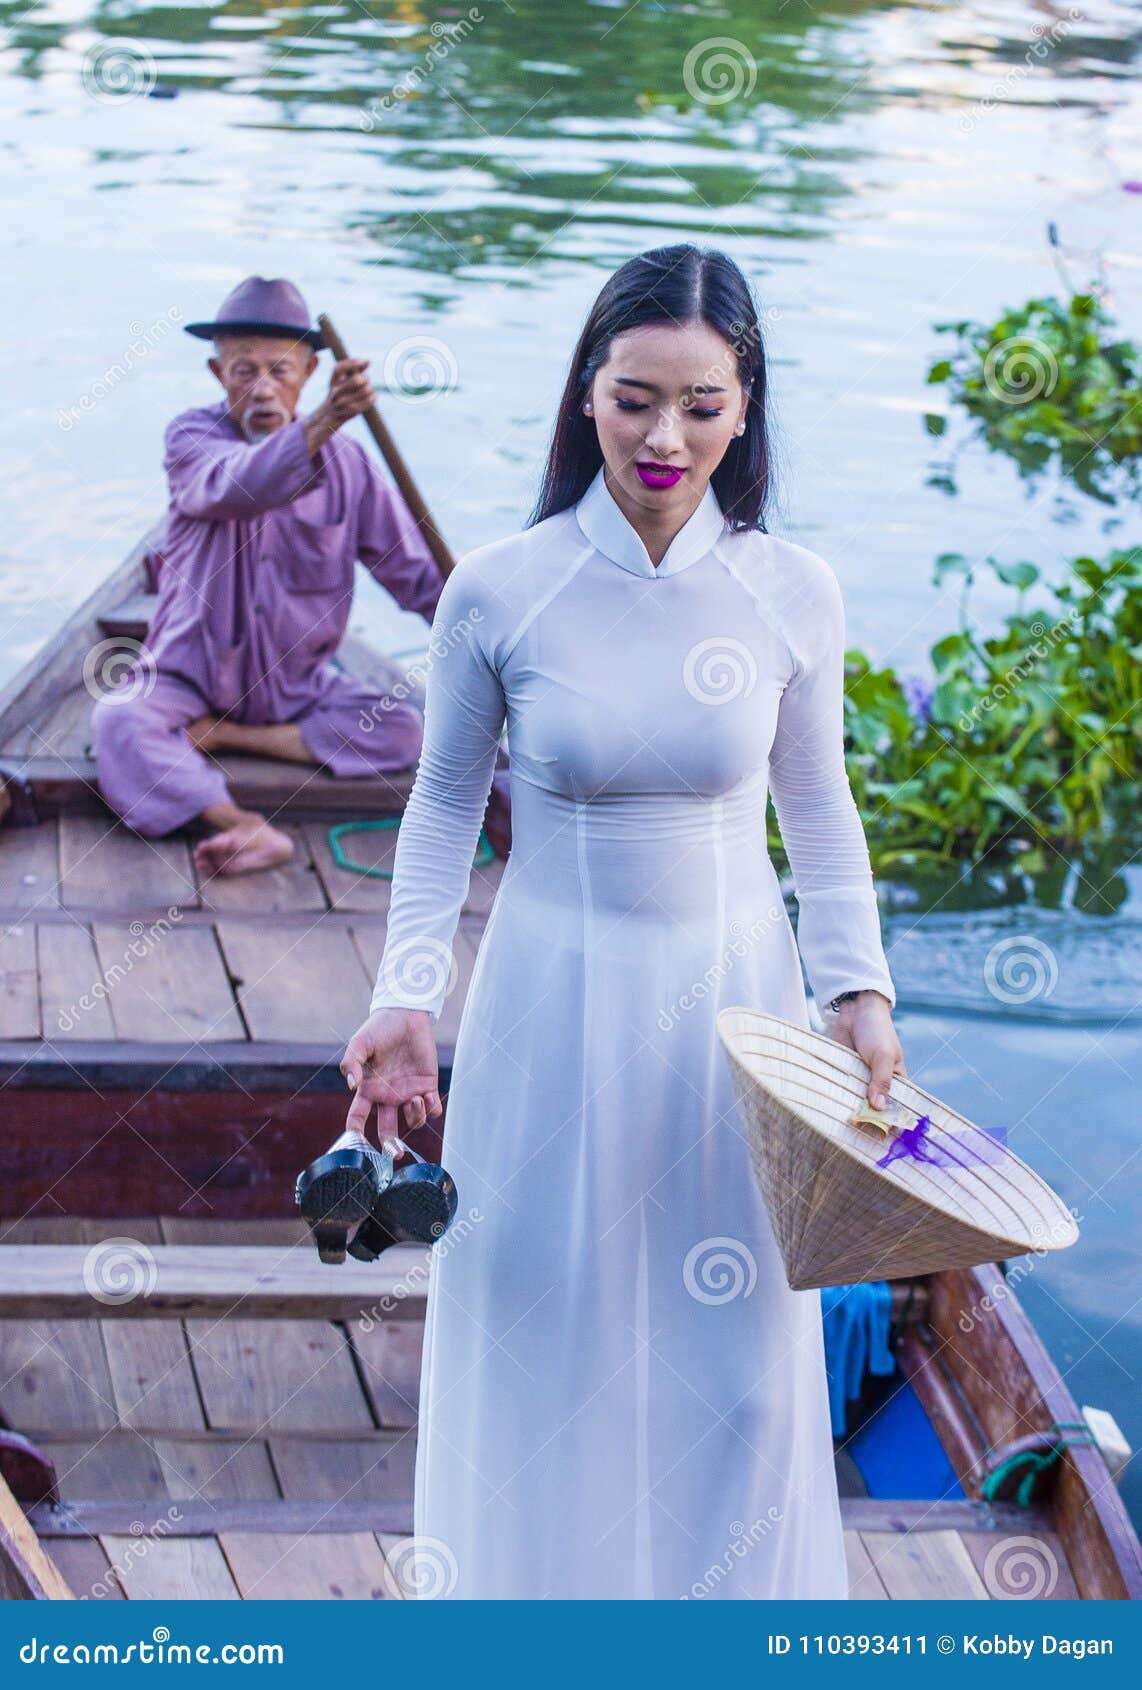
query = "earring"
xmin=583 ymin=402 xmax=593 ymax=416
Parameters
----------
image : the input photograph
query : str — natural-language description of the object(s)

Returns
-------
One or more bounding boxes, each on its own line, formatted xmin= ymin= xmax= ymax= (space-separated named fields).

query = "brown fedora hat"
xmin=184 ymin=276 xmax=325 ymax=351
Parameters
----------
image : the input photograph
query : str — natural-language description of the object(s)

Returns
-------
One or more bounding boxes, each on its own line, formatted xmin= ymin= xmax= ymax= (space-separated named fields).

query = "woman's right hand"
xmin=339 ymin=1007 xmax=443 ymax=1140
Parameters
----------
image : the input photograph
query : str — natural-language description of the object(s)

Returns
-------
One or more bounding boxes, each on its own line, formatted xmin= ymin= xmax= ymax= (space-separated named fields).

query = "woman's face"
xmin=585 ymin=320 xmax=749 ymax=517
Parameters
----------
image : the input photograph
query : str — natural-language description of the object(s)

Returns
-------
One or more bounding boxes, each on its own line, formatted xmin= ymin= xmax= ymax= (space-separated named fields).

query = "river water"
xmin=0 ymin=0 xmax=1139 ymax=1530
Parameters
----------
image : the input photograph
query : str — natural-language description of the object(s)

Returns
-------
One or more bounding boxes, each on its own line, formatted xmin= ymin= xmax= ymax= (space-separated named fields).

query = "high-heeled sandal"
xmin=347 ymin=1138 xmax=458 ymax=1262
xmin=295 ymin=1129 xmax=394 ymax=1264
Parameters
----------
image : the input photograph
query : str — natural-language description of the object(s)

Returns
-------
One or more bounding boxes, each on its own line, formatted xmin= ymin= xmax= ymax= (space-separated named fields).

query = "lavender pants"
xmin=92 ymin=668 xmax=425 ymax=838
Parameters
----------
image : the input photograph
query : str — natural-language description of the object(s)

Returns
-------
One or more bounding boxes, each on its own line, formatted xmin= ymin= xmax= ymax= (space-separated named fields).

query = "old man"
xmin=93 ymin=276 xmax=507 ymax=875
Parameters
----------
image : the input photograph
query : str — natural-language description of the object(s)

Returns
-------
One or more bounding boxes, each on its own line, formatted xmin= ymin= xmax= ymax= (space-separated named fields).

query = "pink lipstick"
xmin=636 ymin=461 xmax=684 ymax=489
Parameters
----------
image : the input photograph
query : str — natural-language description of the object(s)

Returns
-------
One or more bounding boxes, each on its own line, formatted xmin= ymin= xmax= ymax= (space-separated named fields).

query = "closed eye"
xmin=615 ymin=399 xmax=723 ymax=419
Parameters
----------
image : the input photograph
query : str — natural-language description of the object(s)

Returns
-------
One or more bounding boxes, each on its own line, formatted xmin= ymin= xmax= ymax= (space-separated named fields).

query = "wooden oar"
xmin=318 ymin=312 xmax=456 ymax=580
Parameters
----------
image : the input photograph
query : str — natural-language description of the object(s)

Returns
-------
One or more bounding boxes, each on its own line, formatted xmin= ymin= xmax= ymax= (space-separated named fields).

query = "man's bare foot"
xmin=186 ymin=714 xmax=225 ymax=754
xmin=193 ymin=815 xmax=294 ymax=878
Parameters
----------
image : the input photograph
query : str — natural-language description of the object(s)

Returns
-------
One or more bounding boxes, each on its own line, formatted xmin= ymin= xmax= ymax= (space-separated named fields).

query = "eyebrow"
xmin=612 ymin=376 xmax=727 ymax=395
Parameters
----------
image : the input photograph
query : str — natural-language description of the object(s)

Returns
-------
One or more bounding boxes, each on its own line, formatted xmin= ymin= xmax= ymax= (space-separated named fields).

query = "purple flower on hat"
xmin=876 ymin=1113 xmax=947 ymax=1168
xmin=876 ymin=1113 xmax=1006 ymax=1171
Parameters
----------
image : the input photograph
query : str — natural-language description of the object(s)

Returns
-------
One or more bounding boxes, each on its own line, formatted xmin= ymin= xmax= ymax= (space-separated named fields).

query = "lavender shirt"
xmin=146 ymin=398 xmax=443 ymax=720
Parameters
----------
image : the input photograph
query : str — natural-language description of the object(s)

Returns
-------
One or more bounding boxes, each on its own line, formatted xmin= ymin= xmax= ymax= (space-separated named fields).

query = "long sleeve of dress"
xmin=355 ymin=454 xmax=444 ymax=625
xmin=767 ymin=555 xmax=897 ymax=1013
xmin=369 ymin=555 xmax=506 ymax=1023
xmin=165 ymin=412 xmax=325 ymax=520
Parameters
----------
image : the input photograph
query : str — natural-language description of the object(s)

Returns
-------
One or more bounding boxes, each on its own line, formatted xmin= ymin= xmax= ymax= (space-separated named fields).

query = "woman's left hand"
xmin=827 ymin=989 xmax=906 ymax=1109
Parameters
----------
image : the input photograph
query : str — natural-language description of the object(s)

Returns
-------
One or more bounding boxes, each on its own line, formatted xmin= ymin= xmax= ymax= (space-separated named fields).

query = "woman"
xmin=340 ymin=244 xmax=906 ymax=1600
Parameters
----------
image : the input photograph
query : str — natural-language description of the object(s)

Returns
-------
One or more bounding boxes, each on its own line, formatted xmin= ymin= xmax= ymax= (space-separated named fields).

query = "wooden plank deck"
xmin=0 ymin=812 xmax=499 ymax=1052
xmin=0 ymin=804 xmax=496 ymax=1208
xmin=0 ymin=1220 xmax=1087 ymax=1603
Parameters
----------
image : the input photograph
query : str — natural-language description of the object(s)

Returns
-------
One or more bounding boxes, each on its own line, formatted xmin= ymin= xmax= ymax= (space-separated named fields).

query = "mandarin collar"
xmin=574 ymin=465 xmax=725 ymax=579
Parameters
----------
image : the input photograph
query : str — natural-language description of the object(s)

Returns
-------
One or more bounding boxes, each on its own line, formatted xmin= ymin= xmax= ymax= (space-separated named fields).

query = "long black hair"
xmin=528 ymin=244 xmax=773 ymax=532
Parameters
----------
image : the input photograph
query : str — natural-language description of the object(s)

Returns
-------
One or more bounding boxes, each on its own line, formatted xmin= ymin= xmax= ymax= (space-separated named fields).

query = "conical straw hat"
xmin=717 ymin=1006 xmax=1078 ymax=1290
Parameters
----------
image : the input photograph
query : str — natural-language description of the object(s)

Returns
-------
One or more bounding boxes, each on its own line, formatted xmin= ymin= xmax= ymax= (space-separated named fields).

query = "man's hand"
xmin=826 ymin=989 xmax=906 ymax=1110
xmin=304 ymin=357 xmax=376 ymax=459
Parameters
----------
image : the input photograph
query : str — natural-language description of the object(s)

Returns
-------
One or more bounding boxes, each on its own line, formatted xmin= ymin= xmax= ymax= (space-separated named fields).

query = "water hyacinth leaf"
xmin=987 ymin=783 xmax=1036 ymax=821
xmin=991 ymin=559 xmax=1040 ymax=591
xmin=933 ymin=552 xmax=970 ymax=587
xmin=929 ymin=632 xmax=971 ymax=673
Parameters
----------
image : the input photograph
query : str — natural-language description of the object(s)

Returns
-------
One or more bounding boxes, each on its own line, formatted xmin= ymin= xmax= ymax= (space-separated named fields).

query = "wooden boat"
xmin=0 ymin=520 xmax=506 ymax=1200
xmin=0 ymin=530 xmax=1139 ymax=1601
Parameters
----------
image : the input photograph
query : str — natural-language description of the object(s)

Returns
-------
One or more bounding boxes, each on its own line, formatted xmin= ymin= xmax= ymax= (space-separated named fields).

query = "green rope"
xmin=980 ymin=1421 xmax=1098 ymax=1509
xmin=327 ymin=817 xmax=494 ymax=881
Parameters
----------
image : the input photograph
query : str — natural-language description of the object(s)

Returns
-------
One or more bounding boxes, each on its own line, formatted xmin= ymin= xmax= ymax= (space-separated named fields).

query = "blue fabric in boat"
xmin=821 ymin=1281 xmax=897 ymax=1437
xmin=848 ymin=1374 xmax=965 ymax=1500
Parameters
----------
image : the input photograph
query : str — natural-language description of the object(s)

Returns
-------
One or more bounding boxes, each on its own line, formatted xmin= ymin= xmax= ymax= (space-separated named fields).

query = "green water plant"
xmin=768 ymin=545 xmax=1142 ymax=900
xmin=924 ymin=292 xmax=1142 ymax=503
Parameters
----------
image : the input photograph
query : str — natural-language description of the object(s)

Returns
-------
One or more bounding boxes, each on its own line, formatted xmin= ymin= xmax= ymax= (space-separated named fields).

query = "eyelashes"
xmin=614 ymin=399 xmax=723 ymax=419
